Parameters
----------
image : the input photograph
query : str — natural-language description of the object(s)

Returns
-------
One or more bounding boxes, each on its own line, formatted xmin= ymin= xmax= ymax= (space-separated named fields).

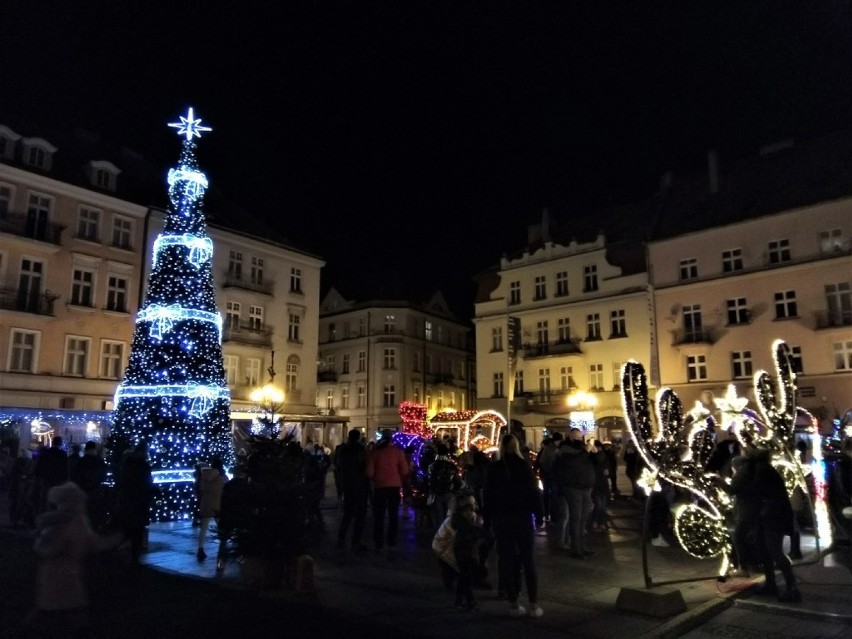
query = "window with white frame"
xmin=610 ymin=309 xmax=627 ymax=337
xmin=424 ymin=320 xmax=433 ymax=340
xmin=9 ymin=329 xmax=39 ymax=373
xmin=731 ymin=350 xmax=753 ymax=379
xmin=509 ymin=281 xmax=521 ymax=305
xmin=326 ymin=389 xmax=334 ymax=410
xmin=437 ymin=390 xmax=444 ymax=411
xmin=228 ymin=250 xmax=242 ymax=279
xmin=248 ymin=305 xmax=263 ymax=331
xmin=833 ymin=340 xmax=852 ymax=371
xmin=99 ymin=341 xmax=125 ymax=379
xmin=557 ymin=317 xmax=571 ymax=342
xmin=491 ymin=327 xmax=503 ymax=351
xmin=25 ymin=144 xmax=51 ymax=169
xmin=70 ymin=269 xmax=95 ymax=306
xmin=64 ymin=336 xmax=90 ymax=376
xmin=290 ymin=267 xmax=302 ymax=293
xmin=357 ymin=350 xmax=366 ymax=372
xmin=790 ymin=346 xmax=804 ymax=374
xmin=95 ymin=168 xmax=113 ymax=190
xmin=325 ymin=355 xmax=335 ymax=371
xmin=612 ymin=361 xmax=623 ymax=389
xmin=384 ymin=315 xmax=396 ymax=334
xmin=0 ymin=183 xmax=13 ymax=214
xmin=246 ymin=358 xmax=261 ymax=386
xmin=27 ymin=193 xmax=52 ymax=240
xmin=555 ymin=271 xmax=569 ymax=296
xmin=106 ymin=275 xmax=129 ymax=312
xmin=76 ymin=207 xmax=101 ymax=241
xmin=341 ymin=386 xmax=350 ymax=409
xmin=250 ymin=256 xmax=264 ymax=285
xmin=722 ymin=248 xmax=743 ymax=273
xmin=586 ymin=313 xmax=601 ymax=340
xmin=286 ymin=355 xmax=299 ymax=391
xmin=819 ymin=228 xmax=844 ymax=253
xmin=538 ymin=368 xmax=551 ymax=397
xmin=288 ymin=313 xmax=301 ymax=341
xmin=226 ymin=301 xmax=240 ymax=331
xmin=560 ymin=365 xmax=575 ymax=390
xmin=111 ymin=216 xmax=133 ymax=249
xmin=583 ymin=265 xmax=598 ymax=292
xmin=686 ymin=354 xmax=708 ymax=381
xmin=383 ymin=348 xmax=396 ymax=369
xmin=357 ymin=385 xmax=366 ymax=408
xmin=383 ymin=384 xmax=396 ymax=407
xmin=514 ymin=370 xmax=524 ymax=395
xmin=679 ymin=257 xmax=698 ymax=281
xmin=768 ymin=238 xmax=791 ymax=264
xmin=726 ymin=297 xmax=750 ymax=325
xmin=342 ymin=354 xmax=350 ymax=374
xmin=534 ymin=275 xmax=547 ymax=300
xmin=18 ymin=258 xmax=44 ymax=312
xmin=223 ymin=355 xmax=239 ymax=385
xmin=826 ymin=282 xmax=852 ymax=326
xmin=493 ymin=372 xmax=504 ymax=397
xmin=774 ymin=290 xmax=797 ymax=319
xmin=683 ymin=305 xmax=703 ymax=341
xmin=589 ymin=363 xmax=604 ymax=391
xmin=536 ymin=320 xmax=549 ymax=346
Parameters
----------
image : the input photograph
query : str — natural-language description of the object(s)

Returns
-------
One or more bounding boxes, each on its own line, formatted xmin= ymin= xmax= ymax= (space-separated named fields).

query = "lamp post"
xmin=250 ymin=350 xmax=285 ymax=437
xmin=566 ymin=390 xmax=598 ymax=437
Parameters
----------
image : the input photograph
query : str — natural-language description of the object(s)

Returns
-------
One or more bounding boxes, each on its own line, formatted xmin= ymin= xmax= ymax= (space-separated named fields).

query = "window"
xmin=357 ymin=350 xmax=366 ymax=372
xmin=326 ymin=389 xmax=334 ymax=410
xmin=228 ymin=250 xmax=243 ymax=279
xmin=538 ymin=368 xmax=551 ymax=397
xmin=288 ymin=313 xmax=301 ymax=341
xmin=9 ymin=329 xmax=38 ymax=372
xmin=536 ymin=320 xmax=549 ymax=346
xmin=514 ymin=370 xmax=524 ymax=395
xmin=0 ymin=183 xmax=13 ymax=215
xmin=26 ymin=193 xmax=52 ymax=241
xmin=456 ymin=360 xmax=465 ymax=380
xmin=732 ymin=351 xmax=753 ymax=379
xmin=683 ymin=305 xmax=703 ymax=341
xmin=383 ymin=384 xmax=396 ymax=407
xmin=342 ymin=354 xmax=350 ymax=374
xmin=426 ymin=353 xmax=433 ymax=373
xmin=586 ymin=313 xmax=601 ymax=340
xmin=99 ymin=341 xmax=125 ymax=379
xmin=226 ymin=302 xmax=241 ymax=331
xmin=111 ymin=216 xmax=133 ymax=249
xmin=826 ymin=283 xmax=852 ymax=326
xmin=18 ymin=258 xmax=44 ymax=312
xmin=768 ymin=238 xmax=791 ymax=264
xmin=534 ymin=275 xmax=547 ymax=300
xmin=557 ymin=317 xmax=571 ymax=343
xmin=223 ymin=355 xmax=239 ymax=385
xmin=290 ymin=267 xmax=302 ymax=293
xmin=70 ymin=269 xmax=95 ymax=306
xmin=341 ymin=387 xmax=350 ymax=409
xmin=248 ymin=306 xmax=263 ymax=331
xmin=722 ymin=248 xmax=743 ymax=273
xmin=491 ymin=327 xmax=503 ymax=351
xmin=687 ymin=355 xmax=708 ymax=381
xmin=774 ymin=291 xmax=797 ymax=319
xmin=246 ymin=358 xmax=261 ymax=386
xmin=106 ymin=275 xmax=129 ymax=312
xmin=560 ymin=366 xmax=575 ymax=390
xmin=820 ymin=229 xmax=844 ymax=253
xmin=424 ymin=320 xmax=433 ymax=341
xmin=583 ymin=265 xmax=598 ymax=292
xmin=833 ymin=340 xmax=852 ymax=371
xmin=589 ymin=363 xmax=604 ymax=391
xmin=612 ymin=361 xmax=623 ymax=390
xmin=790 ymin=346 xmax=803 ymax=374
xmin=64 ymin=337 xmax=90 ymax=376
xmin=250 ymin=257 xmax=264 ymax=285
xmin=328 ymin=323 xmax=336 ymax=342
xmin=77 ymin=207 xmax=100 ymax=241
xmin=358 ymin=318 xmax=366 ymax=336
xmin=492 ymin=372 xmax=504 ymax=397
xmin=610 ymin=309 xmax=626 ymax=337
xmin=325 ymin=355 xmax=335 ymax=371
xmin=412 ymin=351 xmax=421 ymax=372
xmin=509 ymin=281 xmax=521 ymax=305
xmin=679 ymin=258 xmax=698 ymax=281
xmin=726 ymin=297 xmax=750 ymax=325
xmin=555 ymin=271 xmax=569 ymax=296
xmin=357 ymin=385 xmax=366 ymax=408
xmin=383 ymin=348 xmax=396 ymax=369
xmin=286 ymin=355 xmax=299 ymax=391
xmin=384 ymin=315 xmax=396 ymax=334
xmin=95 ymin=168 xmax=113 ymax=190
xmin=26 ymin=145 xmax=47 ymax=169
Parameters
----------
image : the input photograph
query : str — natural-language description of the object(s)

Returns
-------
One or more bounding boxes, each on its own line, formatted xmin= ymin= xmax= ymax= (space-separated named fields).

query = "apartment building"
xmin=473 ymin=212 xmax=651 ymax=448
xmin=317 ymin=288 xmax=475 ymax=442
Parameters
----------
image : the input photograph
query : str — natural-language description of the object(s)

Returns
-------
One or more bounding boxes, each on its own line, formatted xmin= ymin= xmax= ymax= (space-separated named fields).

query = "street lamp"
xmin=566 ymin=390 xmax=597 ymax=436
xmin=250 ymin=351 xmax=285 ymax=437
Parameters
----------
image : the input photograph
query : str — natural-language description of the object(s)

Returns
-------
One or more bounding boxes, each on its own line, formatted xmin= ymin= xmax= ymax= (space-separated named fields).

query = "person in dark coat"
xmin=71 ymin=441 xmax=107 ymax=530
xmin=590 ymin=440 xmax=611 ymax=531
xmin=553 ymin=428 xmax=601 ymax=558
xmin=336 ymin=428 xmax=370 ymax=552
xmin=34 ymin=437 xmax=69 ymax=514
xmin=482 ymin=433 xmax=544 ymax=618
xmin=116 ymin=442 xmax=154 ymax=564
xmin=623 ymin=440 xmax=642 ymax=499
xmin=428 ymin=443 xmax=462 ymax=531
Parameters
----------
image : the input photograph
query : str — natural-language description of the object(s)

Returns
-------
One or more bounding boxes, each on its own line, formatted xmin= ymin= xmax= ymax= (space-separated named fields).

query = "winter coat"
xmin=198 ymin=467 xmax=227 ymax=518
xmin=337 ymin=441 xmax=369 ymax=497
xmin=729 ymin=449 xmax=793 ymax=533
xmin=428 ymin=456 xmax=461 ymax=496
xmin=432 ymin=515 xmax=458 ymax=570
xmin=366 ymin=440 xmax=409 ymax=489
xmin=117 ymin=452 xmax=154 ymax=528
xmin=553 ymin=444 xmax=598 ymax=492
xmin=482 ymin=455 xmax=543 ymax=535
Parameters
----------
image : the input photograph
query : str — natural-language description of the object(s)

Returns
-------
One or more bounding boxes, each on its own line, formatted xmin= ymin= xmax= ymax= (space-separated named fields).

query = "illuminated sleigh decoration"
xmin=621 ymin=339 xmax=813 ymax=574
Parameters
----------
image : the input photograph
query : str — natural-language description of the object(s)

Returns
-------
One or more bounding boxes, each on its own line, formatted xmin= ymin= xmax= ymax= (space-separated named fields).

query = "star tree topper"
xmin=168 ymin=107 xmax=212 ymax=140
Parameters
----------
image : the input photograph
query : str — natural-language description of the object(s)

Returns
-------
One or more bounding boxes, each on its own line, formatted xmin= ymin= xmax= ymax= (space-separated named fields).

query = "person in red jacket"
xmin=366 ymin=429 xmax=409 ymax=553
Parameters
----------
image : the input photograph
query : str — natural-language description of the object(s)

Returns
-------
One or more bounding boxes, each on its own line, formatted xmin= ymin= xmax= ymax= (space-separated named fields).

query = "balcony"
xmin=221 ymin=274 xmax=274 ymax=295
xmin=317 ymin=370 xmax=338 ymax=383
xmin=672 ymin=329 xmax=715 ymax=346
xmin=814 ymin=309 xmax=852 ymax=329
xmin=0 ymin=211 xmax=64 ymax=245
xmin=222 ymin=322 xmax=273 ymax=347
xmin=521 ymin=338 xmax=582 ymax=359
xmin=0 ymin=287 xmax=58 ymax=315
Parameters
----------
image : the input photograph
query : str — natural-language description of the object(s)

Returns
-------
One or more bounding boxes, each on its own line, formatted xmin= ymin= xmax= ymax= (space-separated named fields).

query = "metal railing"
xmin=0 ymin=211 xmax=64 ymax=244
xmin=0 ymin=286 xmax=58 ymax=315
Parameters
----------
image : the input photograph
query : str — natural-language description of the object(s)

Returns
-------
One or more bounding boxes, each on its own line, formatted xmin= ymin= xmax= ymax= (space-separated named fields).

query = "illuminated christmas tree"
xmin=109 ymin=108 xmax=232 ymax=520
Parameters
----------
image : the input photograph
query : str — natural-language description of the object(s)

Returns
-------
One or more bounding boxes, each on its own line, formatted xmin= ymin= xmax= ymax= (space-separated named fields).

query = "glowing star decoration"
xmin=168 ymin=107 xmax=212 ymax=140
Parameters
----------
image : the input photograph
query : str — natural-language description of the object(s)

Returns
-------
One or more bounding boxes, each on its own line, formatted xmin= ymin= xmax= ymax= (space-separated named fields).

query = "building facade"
xmin=317 ymin=288 xmax=475 ymax=443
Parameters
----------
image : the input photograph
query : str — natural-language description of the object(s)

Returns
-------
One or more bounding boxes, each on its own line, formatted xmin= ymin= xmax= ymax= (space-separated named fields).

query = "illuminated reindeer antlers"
xmin=753 ymin=339 xmax=797 ymax=444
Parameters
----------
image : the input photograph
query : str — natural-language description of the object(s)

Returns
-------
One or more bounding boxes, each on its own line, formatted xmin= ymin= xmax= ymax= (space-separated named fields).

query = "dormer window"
xmin=22 ymin=137 xmax=57 ymax=171
xmin=0 ymin=125 xmax=21 ymax=160
xmin=87 ymin=161 xmax=120 ymax=192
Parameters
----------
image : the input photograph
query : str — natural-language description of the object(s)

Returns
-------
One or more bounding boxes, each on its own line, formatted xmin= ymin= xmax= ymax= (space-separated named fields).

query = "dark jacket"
xmin=553 ymin=443 xmax=599 ymax=492
xmin=482 ymin=455 xmax=543 ymax=534
xmin=429 ymin=456 xmax=461 ymax=496
xmin=337 ymin=441 xmax=369 ymax=497
xmin=728 ymin=450 xmax=794 ymax=533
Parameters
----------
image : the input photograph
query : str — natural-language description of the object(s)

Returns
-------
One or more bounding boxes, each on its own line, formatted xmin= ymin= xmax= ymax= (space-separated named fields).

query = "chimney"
xmin=707 ymin=150 xmax=719 ymax=194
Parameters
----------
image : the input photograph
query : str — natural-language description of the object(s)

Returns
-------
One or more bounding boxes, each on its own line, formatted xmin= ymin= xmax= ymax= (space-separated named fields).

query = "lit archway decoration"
xmin=429 ymin=410 xmax=506 ymax=451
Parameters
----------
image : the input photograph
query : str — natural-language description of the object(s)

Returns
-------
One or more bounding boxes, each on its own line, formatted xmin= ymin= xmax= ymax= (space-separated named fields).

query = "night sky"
xmin=5 ymin=2 xmax=852 ymax=318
